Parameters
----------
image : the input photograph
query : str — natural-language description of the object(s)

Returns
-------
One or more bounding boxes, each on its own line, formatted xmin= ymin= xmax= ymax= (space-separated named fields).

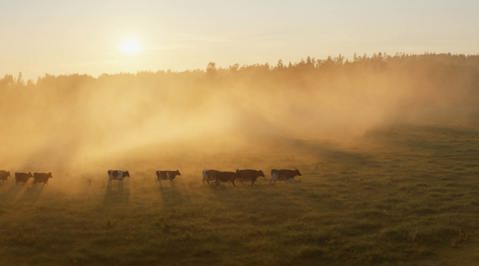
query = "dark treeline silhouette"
xmin=2 ymin=53 xmax=479 ymax=88
xmin=1 ymin=53 xmax=478 ymax=171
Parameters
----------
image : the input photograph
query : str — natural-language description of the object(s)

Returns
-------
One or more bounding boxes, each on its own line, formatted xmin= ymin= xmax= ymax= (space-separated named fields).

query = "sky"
xmin=1 ymin=0 xmax=478 ymax=78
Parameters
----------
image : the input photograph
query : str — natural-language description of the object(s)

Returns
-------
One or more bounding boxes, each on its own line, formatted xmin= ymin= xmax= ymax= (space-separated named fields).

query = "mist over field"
xmin=1 ymin=54 xmax=478 ymax=174
xmin=3 ymin=1 xmax=479 ymax=265
xmin=2 ymin=54 xmax=479 ymax=266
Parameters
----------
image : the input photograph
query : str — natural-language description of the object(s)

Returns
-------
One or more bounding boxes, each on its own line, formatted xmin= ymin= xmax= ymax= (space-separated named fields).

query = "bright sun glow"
xmin=119 ymin=37 xmax=142 ymax=55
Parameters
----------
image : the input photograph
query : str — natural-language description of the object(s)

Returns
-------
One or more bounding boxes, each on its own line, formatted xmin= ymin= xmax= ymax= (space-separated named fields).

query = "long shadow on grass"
xmin=103 ymin=180 xmax=130 ymax=206
xmin=18 ymin=184 xmax=45 ymax=203
xmin=0 ymin=183 xmax=29 ymax=202
xmin=157 ymin=180 xmax=192 ymax=206
xmin=204 ymin=181 xmax=307 ymax=223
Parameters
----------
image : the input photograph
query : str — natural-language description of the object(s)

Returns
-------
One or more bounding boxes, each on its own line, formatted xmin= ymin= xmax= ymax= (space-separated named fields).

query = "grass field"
xmin=1 ymin=124 xmax=478 ymax=266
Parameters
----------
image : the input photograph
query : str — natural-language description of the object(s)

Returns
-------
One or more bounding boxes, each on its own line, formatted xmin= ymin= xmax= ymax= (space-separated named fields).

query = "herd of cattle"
xmin=0 ymin=171 xmax=53 ymax=185
xmin=109 ymin=168 xmax=302 ymax=185
xmin=0 ymin=169 xmax=302 ymax=186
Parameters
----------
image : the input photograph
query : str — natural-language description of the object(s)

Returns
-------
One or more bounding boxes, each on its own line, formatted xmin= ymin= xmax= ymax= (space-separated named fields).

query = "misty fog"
xmin=1 ymin=54 xmax=478 ymax=175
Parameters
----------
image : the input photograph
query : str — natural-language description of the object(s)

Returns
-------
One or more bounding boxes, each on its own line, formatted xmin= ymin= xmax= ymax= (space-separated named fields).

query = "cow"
xmin=33 ymin=172 xmax=53 ymax=184
xmin=15 ymin=172 xmax=33 ymax=185
xmin=235 ymin=169 xmax=265 ymax=185
xmin=107 ymin=170 xmax=130 ymax=183
xmin=271 ymin=169 xmax=301 ymax=183
xmin=202 ymin=170 xmax=236 ymax=186
xmin=0 ymin=170 xmax=10 ymax=184
xmin=202 ymin=169 xmax=218 ymax=184
xmin=156 ymin=170 xmax=181 ymax=183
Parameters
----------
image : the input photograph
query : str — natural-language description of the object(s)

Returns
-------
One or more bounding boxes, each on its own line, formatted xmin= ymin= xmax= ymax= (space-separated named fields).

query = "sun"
xmin=118 ymin=37 xmax=142 ymax=55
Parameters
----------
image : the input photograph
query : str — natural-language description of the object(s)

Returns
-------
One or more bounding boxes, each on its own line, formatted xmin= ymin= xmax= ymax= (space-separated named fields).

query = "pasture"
xmin=0 ymin=124 xmax=478 ymax=266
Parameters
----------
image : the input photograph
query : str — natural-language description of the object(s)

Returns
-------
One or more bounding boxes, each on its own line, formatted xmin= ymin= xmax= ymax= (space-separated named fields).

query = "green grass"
xmin=1 ymin=124 xmax=479 ymax=266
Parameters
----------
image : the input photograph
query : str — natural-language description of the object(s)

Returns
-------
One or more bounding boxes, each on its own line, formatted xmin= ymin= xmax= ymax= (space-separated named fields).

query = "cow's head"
xmin=47 ymin=172 xmax=53 ymax=178
xmin=258 ymin=170 xmax=265 ymax=177
xmin=295 ymin=169 xmax=302 ymax=176
xmin=124 ymin=171 xmax=130 ymax=177
xmin=176 ymin=170 xmax=181 ymax=176
xmin=28 ymin=172 xmax=33 ymax=177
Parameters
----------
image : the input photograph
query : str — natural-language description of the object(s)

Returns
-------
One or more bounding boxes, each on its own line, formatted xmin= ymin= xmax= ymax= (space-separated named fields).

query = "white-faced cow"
xmin=271 ymin=169 xmax=301 ymax=183
xmin=235 ymin=169 xmax=265 ymax=185
xmin=156 ymin=170 xmax=181 ymax=183
xmin=202 ymin=170 xmax=236 ymax=186
xmin=0 ymin=170 xmax=10 ymax=184
xmin=15 ymin=172 xmax=33 ymax=185
xmin=33 ymin=172 xmax=53 ymax=184
xmin=107 ymin=170 xmax=130 ymax=183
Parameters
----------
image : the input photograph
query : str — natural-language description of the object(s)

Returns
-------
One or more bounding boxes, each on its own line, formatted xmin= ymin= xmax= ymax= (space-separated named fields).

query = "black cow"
xmin=271 ymin=169 xmax=301 ymax=183
xmin=235 ymin=169 xmax=265 ymax=185
xmin=33 ymin=172 xmax=52 ymax=184
xmin=0 ymin=170 xmax=10 ymax=184
xmin=15 ymin=172 xmax=33 ymax=185
xmin=156 ymin=170 xmax=181 ymax=183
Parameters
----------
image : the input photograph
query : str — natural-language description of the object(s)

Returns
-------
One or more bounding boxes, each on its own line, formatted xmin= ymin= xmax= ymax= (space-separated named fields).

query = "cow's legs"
xmin=270 ymin=174 xmax=275 ymax=184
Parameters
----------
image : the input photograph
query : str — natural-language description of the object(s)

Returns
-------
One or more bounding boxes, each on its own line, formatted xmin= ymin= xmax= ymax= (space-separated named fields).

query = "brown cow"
xmin=33 ymin=172 xmax=53 ymax=184
xmin=15 ymin=172 xmax=33 ymax=185
xmin=203 ymin=170 xmax=236 ymax=186
xmin=235 ymin=169 xmax=265 ymax=185
xmin=107 ymin=170 xmax=130 ymax=182
xmin=0 ymin=170 xmax=10 ymax=184
xmin=202 ymin=169 xmax=218 ymax=184
xmin=271 ymin=169 xmax=301 ymax=183
xmin=156 ymin=170 xmax=181 ymax=182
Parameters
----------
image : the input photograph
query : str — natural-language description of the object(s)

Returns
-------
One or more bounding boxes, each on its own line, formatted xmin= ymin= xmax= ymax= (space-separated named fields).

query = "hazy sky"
xmin=1 ymin=0 xmax=478 ymax=78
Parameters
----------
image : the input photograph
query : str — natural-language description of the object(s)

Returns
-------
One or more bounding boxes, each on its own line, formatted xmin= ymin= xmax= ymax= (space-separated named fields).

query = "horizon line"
xmin=2 ymin=52 xmax=479 ymax=81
